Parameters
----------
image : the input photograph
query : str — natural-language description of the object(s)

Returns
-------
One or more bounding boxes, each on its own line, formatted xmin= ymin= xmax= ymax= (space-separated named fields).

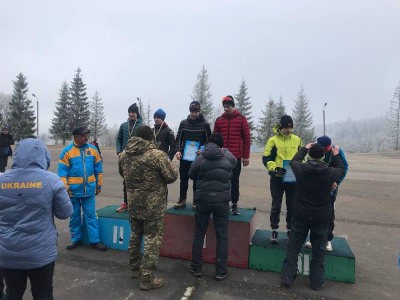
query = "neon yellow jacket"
xmin=262 ymin=124 xmax=302 ymax=176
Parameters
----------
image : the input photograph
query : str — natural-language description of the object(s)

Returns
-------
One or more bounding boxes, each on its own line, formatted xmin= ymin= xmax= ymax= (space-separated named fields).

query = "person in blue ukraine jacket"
xmin=0 ymin=138 xmax=73 ymax=300
xmin=58 ymin=127 xmax=107 ymax=251
xmin=304 ymin=135 xmax=349 ymax=252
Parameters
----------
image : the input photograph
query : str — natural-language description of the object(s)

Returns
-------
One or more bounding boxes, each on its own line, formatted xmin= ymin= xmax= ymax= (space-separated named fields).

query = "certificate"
xmin=182 ymin=141 xmax=200 ymax=162
xmin=282 ymin=160 xmax=296 ymax=183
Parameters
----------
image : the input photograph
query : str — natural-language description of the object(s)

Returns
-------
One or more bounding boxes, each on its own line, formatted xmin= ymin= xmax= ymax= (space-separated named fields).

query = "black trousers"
xmin=0 ymin=155 xmax=8 ymax=173
xmin=191 ymin=202 xmax=229 ymax=275
xmin=328 ymin=188 xmax=338 ymax=241
xmin=281 ymin=217 xmax=329 ymax=288
xmin=0 ymin=270 xmax=4 ymax=296
xmin=179 ymin=160 xmax=197 ymax=200
xmin=0 ymin=261 xmax=55 ymax=300
xmin=231 ymin=158 xmax=242 ymax=205
xmin=270 ymin=176 xmax=296 ymax=230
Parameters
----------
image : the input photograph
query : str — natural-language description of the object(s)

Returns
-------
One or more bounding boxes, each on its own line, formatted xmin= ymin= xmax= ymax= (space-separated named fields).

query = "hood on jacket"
xmin=222 ymin=110 xmax=241 ymax=118
xmin=302 ymin=160 xmax=328 ymax=176
xmin=12 ymin=138 xmax=50 ymax=170
xmin=125 ymin=137 xmax=156 ymax=155
xmin=202 ymin=142 xmax=224 ymax=160
xmin=187 ymin=114 xmax=206 ymax=124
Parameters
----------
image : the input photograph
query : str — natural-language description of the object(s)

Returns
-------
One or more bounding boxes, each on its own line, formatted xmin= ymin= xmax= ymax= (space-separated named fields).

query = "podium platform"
xmin=160 ymin=204 xmax=257 ymax=269
xmin=83 ymin=205 xmax=143 ymax=251
xmin=249 ymin=229 xmax=355 ymax=283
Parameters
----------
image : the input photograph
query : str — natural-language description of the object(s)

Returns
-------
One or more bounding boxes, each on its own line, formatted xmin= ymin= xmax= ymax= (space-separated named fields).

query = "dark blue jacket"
xmin=0 ymin=139 xmax=72 ymax=269
xmin=188 ymin=143 xmax=237 ymax=204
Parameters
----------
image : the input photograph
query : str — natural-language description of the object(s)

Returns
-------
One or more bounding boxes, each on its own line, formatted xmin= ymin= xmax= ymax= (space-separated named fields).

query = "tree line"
xmin=1 ymin=66 xmax=400 ymax=153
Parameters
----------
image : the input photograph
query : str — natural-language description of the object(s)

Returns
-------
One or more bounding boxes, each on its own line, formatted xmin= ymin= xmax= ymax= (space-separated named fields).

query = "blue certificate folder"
xmin=282 ymin=160 xmax=296 ymax=183
xmin=182 ymin=141 xmax=200 ymax=162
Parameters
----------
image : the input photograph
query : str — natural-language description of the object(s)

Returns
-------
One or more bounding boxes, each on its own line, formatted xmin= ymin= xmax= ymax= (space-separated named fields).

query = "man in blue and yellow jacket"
xmin=262 ymin=115 xmax=302 ymax=244
xmin=58 ymin=127 xmax=107 ymax=251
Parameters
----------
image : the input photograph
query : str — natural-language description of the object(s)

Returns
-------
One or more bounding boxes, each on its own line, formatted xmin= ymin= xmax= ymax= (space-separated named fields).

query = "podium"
xmin=82 ymin=205 xmax=143 ymax=251
xmin=160 ymin=204 xmax=257 ymax=269
xmin=249 ymin=229 xmax=355 ymax=283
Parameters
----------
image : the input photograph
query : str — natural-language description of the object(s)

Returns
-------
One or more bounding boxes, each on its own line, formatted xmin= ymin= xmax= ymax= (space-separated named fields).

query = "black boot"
xmin=66 ymin=241 xmax=81 ymax=250
xmin=91 ymin=242 xmax=107 ymax=251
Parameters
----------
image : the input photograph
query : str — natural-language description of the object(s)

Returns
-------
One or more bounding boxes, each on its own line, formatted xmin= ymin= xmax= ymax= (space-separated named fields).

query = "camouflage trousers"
xmin=129 ymin=215 xmax=165 ymax=282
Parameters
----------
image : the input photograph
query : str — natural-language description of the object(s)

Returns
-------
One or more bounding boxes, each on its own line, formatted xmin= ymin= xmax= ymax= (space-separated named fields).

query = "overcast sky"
xmin=1 ymin=0 xmax=399 ymax=134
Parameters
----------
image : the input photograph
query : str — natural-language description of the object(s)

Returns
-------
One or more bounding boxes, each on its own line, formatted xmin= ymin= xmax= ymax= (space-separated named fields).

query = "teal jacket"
xmin=116 ymin=116 xmax=144 ymax=154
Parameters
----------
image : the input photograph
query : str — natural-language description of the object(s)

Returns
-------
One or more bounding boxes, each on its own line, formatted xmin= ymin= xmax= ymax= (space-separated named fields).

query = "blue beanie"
xmin=317 ymin=135 xmax=332 ymax=148
xmin=154 ymin=108 xmax=166 ymax=121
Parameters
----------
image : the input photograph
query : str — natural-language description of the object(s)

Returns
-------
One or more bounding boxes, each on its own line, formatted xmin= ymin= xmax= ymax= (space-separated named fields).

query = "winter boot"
xmin=140 ymin=278 xmax=165 ymax=290
xmin=174 ymin=198 xmax=186 ymax=209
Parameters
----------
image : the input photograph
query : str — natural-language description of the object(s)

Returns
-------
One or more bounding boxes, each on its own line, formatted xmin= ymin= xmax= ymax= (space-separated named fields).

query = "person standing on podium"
xmin=116 ymin=103 xmax=144 ymax=213
xmin=262 ymin=115 xmax=302 ymax=244
xmin=174 ymin=101 xmax=211 ymax=210
xmin=188 ymin=133 xmax=237 ymax=281
xmin=280 ymin=143 xmax=345 ymax=291
xmin=213 ymin=95 xmax=251 ymax=215
xmin=119 ymin=126 xmax=178 ymax=291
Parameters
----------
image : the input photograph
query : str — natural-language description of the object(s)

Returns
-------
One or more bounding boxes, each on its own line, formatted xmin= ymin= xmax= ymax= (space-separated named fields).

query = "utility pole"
xmin=323 ymin=103 xmax=327 ymax=135
xmin=32 ymin=94 xmax=39 ymax=138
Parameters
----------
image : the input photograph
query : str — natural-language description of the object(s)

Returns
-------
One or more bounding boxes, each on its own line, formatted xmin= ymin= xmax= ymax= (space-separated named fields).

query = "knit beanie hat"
xmin=2 ymin=126 xmax=9 ymax=131
xmin=208 ymin=132 xmax=224 ymax=148
xmin=189 ymin=101 xmax=201 ymax=112
xmin=308 ymin=143 xmax=325 ymax=160
xmin=128 ymin=103 xmax=139 ymax=115
xmin=154 ymin=108 xmax=166 ymax=121
xmin=279 ymin=115 xmax=293 ymax=129
xmin=222 ymin=95 xmax=235 ymax=107
xmin=317 ymin=135 xmax=332 ymax=152
xmin=136 ymin=126 xmax=154 ymax=141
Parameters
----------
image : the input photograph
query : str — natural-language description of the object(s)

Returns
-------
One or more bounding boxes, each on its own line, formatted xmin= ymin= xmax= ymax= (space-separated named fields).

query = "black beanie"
xmin=128 ymin=103 xmax=139 ymax=115
xmin=309 ymin=143 xmax=325 ymax=160
xmin=222 ymin=95 xmax=235 ymax=107
xmin=136 ymin=126 xmax=154 ymax=141
xmin=280 ymin=115 xmax=293 ymax=129
xmin=208 ymin=133 xmax=224 ymax=148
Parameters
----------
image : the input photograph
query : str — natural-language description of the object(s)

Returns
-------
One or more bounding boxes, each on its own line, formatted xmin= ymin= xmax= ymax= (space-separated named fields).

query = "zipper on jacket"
xmin=81 ymin=148 xmax=87 ymax=197
xmin=227 ymin=118 xmax=231 ymax=148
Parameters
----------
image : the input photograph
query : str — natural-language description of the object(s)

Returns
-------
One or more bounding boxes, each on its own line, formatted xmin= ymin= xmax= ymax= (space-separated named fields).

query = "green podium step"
xmin=249 ymin=229 xmax=355 ymax=283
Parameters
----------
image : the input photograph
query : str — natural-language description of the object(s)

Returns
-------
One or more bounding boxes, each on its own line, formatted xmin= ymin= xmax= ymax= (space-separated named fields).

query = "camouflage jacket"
xmin=119 ymin=137 xmax=178 ymax=220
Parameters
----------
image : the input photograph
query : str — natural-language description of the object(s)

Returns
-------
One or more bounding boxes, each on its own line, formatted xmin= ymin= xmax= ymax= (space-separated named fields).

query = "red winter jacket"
xmin=213 ymin=110 xmax=251 ymax=159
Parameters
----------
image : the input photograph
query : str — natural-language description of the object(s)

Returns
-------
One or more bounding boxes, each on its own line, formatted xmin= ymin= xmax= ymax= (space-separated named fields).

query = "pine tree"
xmin=70 ymin=67 xmax=90 ymax=129
xmin=385 ymin=81 xmax=400 ymax=150
xmin=292 ymin=86 xmax=315 ymax=144
xmin=89 ymin=90 xmax=108 ymax=139
xmin=256 ymin=97 xmax=276 ymax=146
xmin=235 ymin=79 xmax=255 ymax=140
xmin=275 ymin=96 xmax=287 ymax=124
xmin=191 ymin=65 xmax=213 ymax=122
xmin=50 ymin=81 xmax=72 ymax=145
xmin=8 ymin=73 xmax=36 ymax=141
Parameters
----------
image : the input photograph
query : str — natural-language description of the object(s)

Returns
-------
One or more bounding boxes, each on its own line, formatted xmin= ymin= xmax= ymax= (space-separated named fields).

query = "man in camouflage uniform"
xmin=119 ymin=126 xmax=178 ymax=291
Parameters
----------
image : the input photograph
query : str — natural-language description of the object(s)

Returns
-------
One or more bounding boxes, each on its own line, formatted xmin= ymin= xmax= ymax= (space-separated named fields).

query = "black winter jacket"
xmin=153 ymin=123 xmax=176 ymax=160
xmin=175 ymin=114 xmax=211 ymax=153
xmin=290 ymin=147 xmax=345 ymax=223
xmin=0 ymin=133 xmax=14 ymax=156
xmin=188 ymin=143 xmax=237 ymax=204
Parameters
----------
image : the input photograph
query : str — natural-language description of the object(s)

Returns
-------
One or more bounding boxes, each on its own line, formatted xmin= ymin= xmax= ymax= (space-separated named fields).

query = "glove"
xmin=275 ymin=167 xmax=286 ymax=175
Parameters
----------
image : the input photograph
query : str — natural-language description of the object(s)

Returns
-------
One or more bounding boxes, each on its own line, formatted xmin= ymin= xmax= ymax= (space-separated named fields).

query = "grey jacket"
xmin=0 ymin=139 xmax=73 ymax=269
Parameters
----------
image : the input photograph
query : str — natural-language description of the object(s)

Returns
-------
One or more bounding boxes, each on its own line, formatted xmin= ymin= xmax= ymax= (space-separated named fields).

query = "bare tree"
xmin=0 ymin=92 xmax=11 ymax=125
xmin=385 ymin=81 xmax=400 ymax=150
